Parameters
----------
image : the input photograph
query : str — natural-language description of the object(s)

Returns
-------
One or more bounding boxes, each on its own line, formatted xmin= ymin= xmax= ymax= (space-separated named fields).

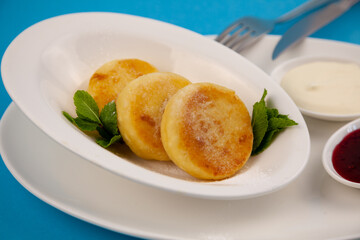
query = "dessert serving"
xmin=63 ymin=58 xmax=297 ymax=180
xmin=1 ymin=12 xmax=311 ymax=199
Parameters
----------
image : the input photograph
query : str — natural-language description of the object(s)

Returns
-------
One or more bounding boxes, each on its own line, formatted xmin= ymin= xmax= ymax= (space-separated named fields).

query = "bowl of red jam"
xmin=322 ymin=118 xmax=360 ymax=188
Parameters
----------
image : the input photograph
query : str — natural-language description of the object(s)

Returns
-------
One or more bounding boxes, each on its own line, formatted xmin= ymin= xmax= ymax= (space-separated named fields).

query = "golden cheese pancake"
xmin=161 ymin=82 xmax=253 ymax=180
xmin=87 ymin=59 xmax=157 ymax=110
xmin=116 ymin=72 xmax=191 ymax=161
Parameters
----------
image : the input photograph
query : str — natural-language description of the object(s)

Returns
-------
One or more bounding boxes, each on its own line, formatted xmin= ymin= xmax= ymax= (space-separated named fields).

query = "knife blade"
xmin=272 ymin=0 xmax=359 ymax=60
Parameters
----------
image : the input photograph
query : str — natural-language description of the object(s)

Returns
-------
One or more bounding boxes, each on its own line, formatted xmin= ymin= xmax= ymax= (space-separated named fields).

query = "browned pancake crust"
xmin=161 ymin=83 xmax=253 ymax=179
xmin=116 ymin=72 xmax=191 ymax=161
xmin=87 ymin=59 xmax=157 ymax=110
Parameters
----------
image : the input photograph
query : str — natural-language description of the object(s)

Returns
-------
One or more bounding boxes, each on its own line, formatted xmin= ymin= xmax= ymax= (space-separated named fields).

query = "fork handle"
xmin=275 ymin=0 xmax=339 ymax=23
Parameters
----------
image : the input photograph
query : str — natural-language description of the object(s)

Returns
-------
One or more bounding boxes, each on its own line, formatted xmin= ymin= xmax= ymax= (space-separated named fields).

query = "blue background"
xmin=1 ymin=0 xmax=359 ymax=239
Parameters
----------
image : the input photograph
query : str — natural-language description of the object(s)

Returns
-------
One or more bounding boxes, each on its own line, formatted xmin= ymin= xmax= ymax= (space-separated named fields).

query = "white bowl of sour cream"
xmin=271 ymin=57 xmax=360 ymax=121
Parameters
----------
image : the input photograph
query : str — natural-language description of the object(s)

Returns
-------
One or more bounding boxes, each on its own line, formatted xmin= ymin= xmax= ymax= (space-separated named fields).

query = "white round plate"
xmin=322 ymin=118 xmax=360 ymax=188
xmin=271 ymin=56 xmax=360 ymax=121
xmin=2 ymin=102 xmax=360 ymax=240
xmin=1 ymin=12 xmax=309 ymax=199
xmin=3 ymin=36 xmax=360 ymax=240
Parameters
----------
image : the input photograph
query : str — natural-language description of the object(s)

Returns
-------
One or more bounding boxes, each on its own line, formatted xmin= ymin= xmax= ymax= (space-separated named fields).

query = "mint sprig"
xmin=251 ymin=89 xmax=297 ymax=155
xmin=74 ymin=90 xmax=101 ymax=124
xmin=63 ymin=90 xmax=122 ymax=148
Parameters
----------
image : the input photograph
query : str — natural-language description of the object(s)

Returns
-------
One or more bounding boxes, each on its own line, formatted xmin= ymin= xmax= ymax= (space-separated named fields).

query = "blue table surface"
xmin=1 ymin=0 xmax=359 ymax=239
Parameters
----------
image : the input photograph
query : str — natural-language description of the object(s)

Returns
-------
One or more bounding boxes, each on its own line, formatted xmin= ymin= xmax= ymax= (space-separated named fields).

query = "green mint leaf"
xmin=268 ymin=116 xmax=297 ymax=131
xmin=100 ymin=101 xmax=119 ymax=136
xmin=96 ymin=135 xmax=122 ymax=148
xmin=251 ymin=89 xmax=268 ymax=151
xmin=278 ymin=113 xmax=294 ymax=120
xmin=74 ymin=118 xmax=99 ymax=131
xmin=63 ymin=111 xmax=99 ymax=131
xmin=259 ymin=89 xmax=267 ymax=102
xmin=253 ymin=117 xmax=297 ymax=155
xmin=74 ymin=90 xmax=101 ymax=124
xmin=252 ymin=129 xmax=281 ymax=155
xmin=96 ymin=126 xmax=112 ymax=140
xmin=250 ymin=89 xmax=297 ymax=155
xmin=266 ymin=108 xmax=279 ymax=119
xmin=63 ymin=111 xmax=76 ymax=124
xmin=64 ymin=90 xmax=124 ymax=150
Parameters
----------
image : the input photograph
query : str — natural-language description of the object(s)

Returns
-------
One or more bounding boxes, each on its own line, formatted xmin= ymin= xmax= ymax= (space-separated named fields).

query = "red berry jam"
xmin=332 ymin=129 xmax=360 ymax=183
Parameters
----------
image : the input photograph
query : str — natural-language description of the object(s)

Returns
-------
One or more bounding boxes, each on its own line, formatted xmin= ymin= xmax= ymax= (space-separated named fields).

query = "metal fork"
xmin=215 ymin=0 xmax=338 ymax=52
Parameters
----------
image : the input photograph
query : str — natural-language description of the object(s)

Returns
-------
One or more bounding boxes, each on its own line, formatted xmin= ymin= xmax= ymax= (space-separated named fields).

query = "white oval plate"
xmin=1 ymin=12 xmax=310 ymax=200
xmin=271 ymin=56 xmax=360 ymax=121
xmin=322 ymin=118 xmax=360 ymax=188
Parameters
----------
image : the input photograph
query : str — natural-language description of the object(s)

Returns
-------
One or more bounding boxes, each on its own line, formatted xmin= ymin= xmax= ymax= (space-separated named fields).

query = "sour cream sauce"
xmin=280 ymin=61 xmax=360 ymax=115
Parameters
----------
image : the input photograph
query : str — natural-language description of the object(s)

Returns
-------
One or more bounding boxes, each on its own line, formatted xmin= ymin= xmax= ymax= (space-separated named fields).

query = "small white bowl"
xmin=322 ymin=118 xmax=360 ymax=188
xmin=271 ymin=56 xmax=360 ymax=122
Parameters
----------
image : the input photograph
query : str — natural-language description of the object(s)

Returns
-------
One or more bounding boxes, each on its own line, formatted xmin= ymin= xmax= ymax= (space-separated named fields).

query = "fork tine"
xmin=215 ymin=20 xmax=242 ymax=42
xmin=221 ymin=26 xmax=248 ymax=46
xmin=231 ymin=32 xmax=261 ymax=52
xmin=225 ymin=29 xmax=252 ymax=50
